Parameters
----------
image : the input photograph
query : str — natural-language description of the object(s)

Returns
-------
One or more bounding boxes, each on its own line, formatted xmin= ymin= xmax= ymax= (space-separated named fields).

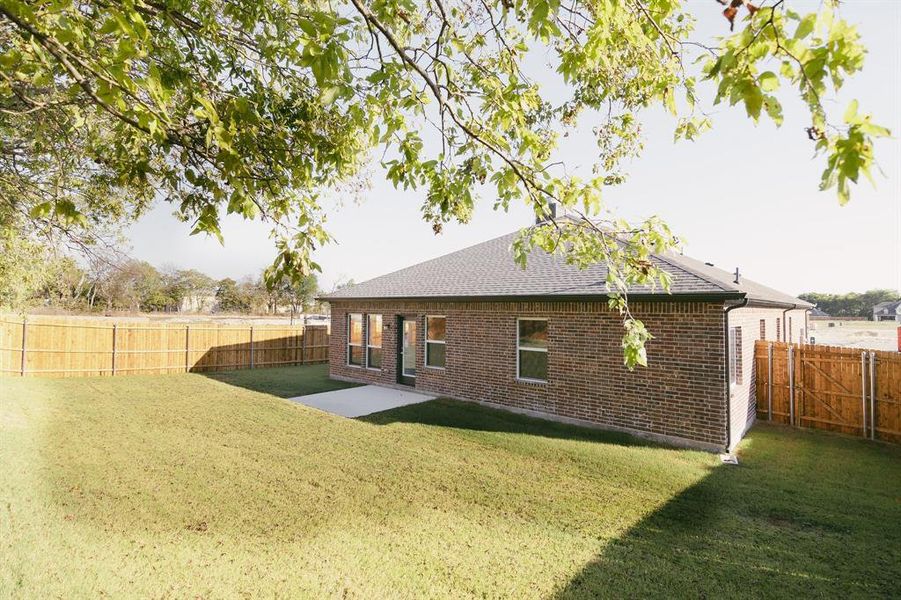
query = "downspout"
xmin=724 ymin=296 xmax=749 ymax=452
xmin=781 ymin=304 xmax=799 ymax=343
xmin=803 ymin=307 xmax=811 ymax=344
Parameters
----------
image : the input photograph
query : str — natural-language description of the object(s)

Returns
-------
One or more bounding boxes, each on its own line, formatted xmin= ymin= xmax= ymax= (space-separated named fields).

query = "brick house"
xmin=321 ymin=228 xmax=811 ymax=452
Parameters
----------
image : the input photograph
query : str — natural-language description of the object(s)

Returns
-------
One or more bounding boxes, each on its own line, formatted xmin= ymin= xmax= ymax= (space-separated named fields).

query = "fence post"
xmin=869 ymin=351 xmax=876 ymax=440
xmin=301 ymin=325 xmax=308 ymax=365
xmin=185 ymin=325 xmax=190 ymax=373
xmin=20 ymin=318 xmax=27 ymax=376
xmin=767 ymin=343 xmax=773 ymax=421
xmin=788 ymin=345 xmax=794 ymax=426
xmin=249 ymin=326 xmax=255 ymax=369
xmin=111 ymin=324 xmax=117 ymax=376
xmin=860 ymin=352 xmax=867 ymax=438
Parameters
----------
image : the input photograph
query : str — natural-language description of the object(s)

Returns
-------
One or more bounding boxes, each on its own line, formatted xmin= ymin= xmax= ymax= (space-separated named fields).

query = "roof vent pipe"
xmin=734 ymin=267 xmax=741 ymax=284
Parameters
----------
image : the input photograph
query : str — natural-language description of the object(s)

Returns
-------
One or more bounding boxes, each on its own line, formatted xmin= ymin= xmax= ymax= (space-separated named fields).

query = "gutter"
xmin=781 ymin=305 xmax=799 ymax=343
xmin=320 ymin=291 xmax=746 ymax=304
xmin=804 ymin=307 xmax=812 ymax=343
xmin=744 ymin=299 xmax=813 ymax=310
xmin=724 ymin=295 xmax=749 ymax=452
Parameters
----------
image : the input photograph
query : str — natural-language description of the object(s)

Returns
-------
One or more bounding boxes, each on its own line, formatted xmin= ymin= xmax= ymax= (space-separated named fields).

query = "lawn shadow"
xmin=201 ymin=363 xmax=359 ymax=398
xmin=554 ymin=423 xmax=901 ymax=598
xmin=359 ymin=398 xmax=661 ymax=449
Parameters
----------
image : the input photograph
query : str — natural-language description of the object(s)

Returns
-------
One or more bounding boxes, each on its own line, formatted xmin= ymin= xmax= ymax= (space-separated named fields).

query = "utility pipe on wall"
xmin=781 ymin=303 xmax=807 ymax=344
xmin=803 ymin=308 xmax=811 ymax=344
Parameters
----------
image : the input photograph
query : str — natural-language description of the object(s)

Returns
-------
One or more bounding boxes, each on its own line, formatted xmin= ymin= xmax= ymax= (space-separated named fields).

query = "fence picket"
xmin=755 ymin=340 xmax=900 ymax=444
xmin=0 ymin=315 xmax=329 ymax=378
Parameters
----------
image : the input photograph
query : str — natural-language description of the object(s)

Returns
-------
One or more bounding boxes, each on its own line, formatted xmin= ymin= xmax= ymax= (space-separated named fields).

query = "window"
xmin=347 ymin=313 xmax=363 ymax=366
xmin=425 ymin=316 xmax=446 ymax=368
xmin=367 ymin=314 xmax=382 ymax=369
xmin=775 ymin=319 xmax=781 ymax=342
xmin=759 ymin=319 xmax=766 ymax=340
xmin=517 ymin=318 xmax=548 ymax=382
xmin=729 ymin=326 xmax=742 ymax=385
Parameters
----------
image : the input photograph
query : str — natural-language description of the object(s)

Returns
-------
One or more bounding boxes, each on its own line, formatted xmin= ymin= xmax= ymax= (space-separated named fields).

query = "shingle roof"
xmin=322 ymin=227 xmax=812 ymax=308
xmin=659 ymin=253 xmax=813 ymax=307
xmin=874 ymin=300 xmax=901 ymax=314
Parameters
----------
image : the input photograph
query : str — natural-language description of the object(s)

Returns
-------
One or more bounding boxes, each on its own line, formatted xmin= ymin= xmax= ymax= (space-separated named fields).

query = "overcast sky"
xmin=126 ymin=1 xmax=901 ymax=296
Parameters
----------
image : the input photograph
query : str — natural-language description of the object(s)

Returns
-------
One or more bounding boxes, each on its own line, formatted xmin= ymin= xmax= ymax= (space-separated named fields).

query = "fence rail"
xmin=754 ymin=340 xmax=900 ymax=444
xmin=0 ymin=316 xmax=330 ymax=378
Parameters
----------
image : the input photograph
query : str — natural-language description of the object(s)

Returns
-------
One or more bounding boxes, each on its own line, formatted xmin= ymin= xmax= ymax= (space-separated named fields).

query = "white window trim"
xmin=366 ymin=314 xmax=382 ymax=371
xmin=425 ymin=315 xmax=447 ymax=369
xmin=347 ymin=313 xmax=363 ymax=368
xmin=516 ymin=317 xmax=548 ymax=383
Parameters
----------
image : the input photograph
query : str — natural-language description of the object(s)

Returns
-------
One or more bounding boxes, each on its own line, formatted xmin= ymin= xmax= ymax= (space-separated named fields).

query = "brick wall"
xmin=329 ymin=299 xmax=732 ymax=449
xmin=727 ymin=306 xmax=808 ymax=444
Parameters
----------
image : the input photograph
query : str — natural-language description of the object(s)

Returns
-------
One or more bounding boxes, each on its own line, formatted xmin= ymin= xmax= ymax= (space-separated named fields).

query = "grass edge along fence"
xmin=0 ymin=315 xmax=329 ymax=378
xmin=755 ymin=340 xmax=900 ymax=444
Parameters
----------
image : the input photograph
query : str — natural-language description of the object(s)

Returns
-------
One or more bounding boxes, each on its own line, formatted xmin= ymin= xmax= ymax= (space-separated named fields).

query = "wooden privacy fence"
xmin=0 ymin=316 xmax=329 ymax=378
xmin=755 ymin=340 xmax=901 ymax=444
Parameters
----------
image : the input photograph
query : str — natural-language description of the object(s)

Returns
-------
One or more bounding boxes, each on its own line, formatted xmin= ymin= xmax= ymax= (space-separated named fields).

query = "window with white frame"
xmin=517 ymin=318 xmax=548 ymax=381
xmin=425 ymin=316 xmax=446 ymax=368
xmin=729 ymin=326 xmax=742 ymax=385
xmin=347 ymin=313 xmax=363 ymax=366
xmin=367 ymin=314 xmax=382 ymax=369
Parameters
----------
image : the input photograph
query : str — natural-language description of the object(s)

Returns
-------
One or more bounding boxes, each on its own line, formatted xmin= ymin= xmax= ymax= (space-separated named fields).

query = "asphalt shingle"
xmin=322 ymin=228 xmax=812 ymax=308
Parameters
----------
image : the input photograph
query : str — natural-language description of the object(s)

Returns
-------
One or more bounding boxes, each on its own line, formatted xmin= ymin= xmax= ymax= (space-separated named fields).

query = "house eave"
xmin=744 ymin=298 xmax=814 ymax=310
xmin=319 ymin=291 xmax=747 ymax=304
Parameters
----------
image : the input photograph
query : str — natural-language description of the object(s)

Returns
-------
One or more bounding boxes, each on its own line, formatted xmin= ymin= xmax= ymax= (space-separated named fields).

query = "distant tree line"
xmin=0 ymin=236 xmax=322 ymax=316
xmin=799 ymin=289 xmax=900 ymax=319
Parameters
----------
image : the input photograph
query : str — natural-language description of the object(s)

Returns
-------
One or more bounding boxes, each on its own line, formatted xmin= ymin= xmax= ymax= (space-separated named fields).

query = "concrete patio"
xmin=287 ymin=385 xmax=435 ymax=418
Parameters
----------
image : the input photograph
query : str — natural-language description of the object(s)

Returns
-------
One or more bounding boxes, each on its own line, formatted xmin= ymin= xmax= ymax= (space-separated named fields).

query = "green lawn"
xmin=1 ymin=366 xmax=899 ymax=598
xmin=204 ymin=362 xmax=358 ymax=397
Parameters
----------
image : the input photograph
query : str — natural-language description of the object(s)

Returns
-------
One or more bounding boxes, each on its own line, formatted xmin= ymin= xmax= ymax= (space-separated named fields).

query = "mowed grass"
xmin=204 ymin=363 xmax=359 ymax=397
xmin=1 ymin=367 xmax=899 ymax=598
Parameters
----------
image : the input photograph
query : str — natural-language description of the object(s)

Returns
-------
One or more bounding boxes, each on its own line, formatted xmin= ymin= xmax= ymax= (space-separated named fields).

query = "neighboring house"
xmin=872 ymin=300 xmax=901 ymax=322
xmin=321 ymin=225 xmax=811 ymax=452
xmin=809 ymin=307 xmax=830 ymax=318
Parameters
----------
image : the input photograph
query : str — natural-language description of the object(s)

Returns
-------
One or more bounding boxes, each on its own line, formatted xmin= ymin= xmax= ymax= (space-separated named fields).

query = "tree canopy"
xmin=0 ymin=0 xmax=888 ymax=366
xmin=800 ymin=290 xmax=900 ymax=319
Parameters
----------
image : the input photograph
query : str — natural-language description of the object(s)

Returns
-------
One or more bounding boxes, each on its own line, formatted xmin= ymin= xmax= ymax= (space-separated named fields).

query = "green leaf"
xmin=795 ymin=14 xmax=816 ymax=39
xmin=763 ymin=97 xmax=783 ymax=126
xmin=29 ymin=202 xmax=53 ymax=219
xmin=320 ymin=86 xmax=340 ymax=105
xmin=843 ymin=99 xmax=859 ymax=123
xmin=742 ymin=84 xmax=764 ymax=121
xmin=758 ymin=71 xmax=779 ymax=92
